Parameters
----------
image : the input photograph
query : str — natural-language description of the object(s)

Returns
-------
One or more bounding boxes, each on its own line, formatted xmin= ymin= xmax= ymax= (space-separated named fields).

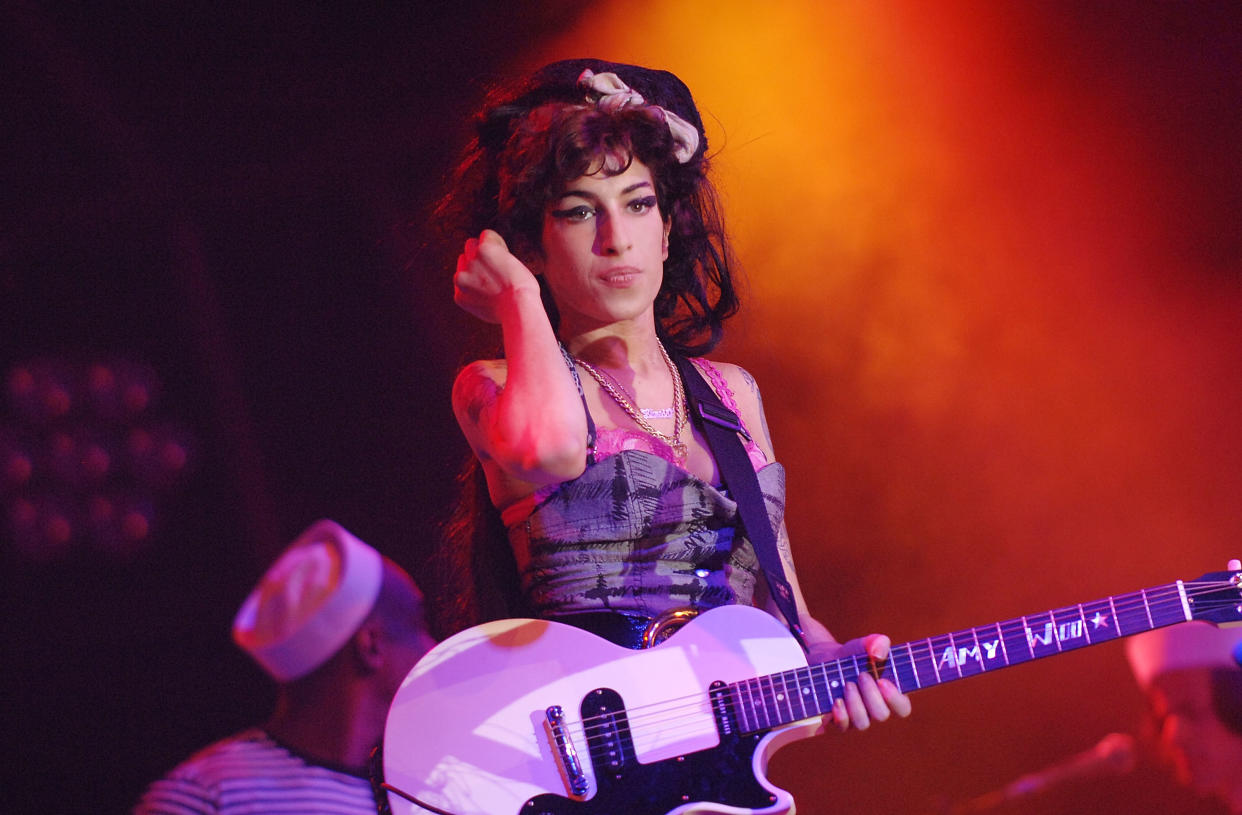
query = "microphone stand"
xmin=948 ymin=732 xmax=1137 ymax=813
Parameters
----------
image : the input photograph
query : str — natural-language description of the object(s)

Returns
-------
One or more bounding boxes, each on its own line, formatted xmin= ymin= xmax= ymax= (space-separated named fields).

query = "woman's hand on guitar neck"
xmin=808 ymin=633 xmax=913 ymax=732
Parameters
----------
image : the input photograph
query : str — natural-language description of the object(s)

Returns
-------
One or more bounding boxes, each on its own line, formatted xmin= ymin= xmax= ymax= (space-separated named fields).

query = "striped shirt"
xmin=133 ymin=728 xmax=381 ymax=814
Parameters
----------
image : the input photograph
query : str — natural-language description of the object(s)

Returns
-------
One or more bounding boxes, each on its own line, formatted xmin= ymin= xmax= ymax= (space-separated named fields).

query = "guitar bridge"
xmin=545 ymin=705 xmax=589 ymax=799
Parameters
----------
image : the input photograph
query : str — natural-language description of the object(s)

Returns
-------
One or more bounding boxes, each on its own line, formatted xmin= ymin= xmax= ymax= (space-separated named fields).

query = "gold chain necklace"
xmin=578 ymin=365 xmax=669 ymax=419
xmin=571 ymin=341 xmax=687 ymax=463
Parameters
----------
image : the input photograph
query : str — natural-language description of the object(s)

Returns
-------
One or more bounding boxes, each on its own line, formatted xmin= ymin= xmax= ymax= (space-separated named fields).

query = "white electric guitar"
xmin=382 ymin=563 xmax=1242 ymax=815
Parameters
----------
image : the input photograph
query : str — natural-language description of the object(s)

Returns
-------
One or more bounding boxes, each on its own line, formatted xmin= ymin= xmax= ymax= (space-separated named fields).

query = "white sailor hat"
xmin=1126 ymin=621 xmax=1242 ymax=689
xmin=232 ymin=519 xmax=383 ymax=682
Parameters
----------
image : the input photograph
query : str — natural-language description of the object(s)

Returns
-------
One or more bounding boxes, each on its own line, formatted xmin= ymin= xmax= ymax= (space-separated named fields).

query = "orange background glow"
xmin=7 ymin=3 xmax=1239 ymax=812
xmin=520 ymin=2 xmax=1242 ymax=810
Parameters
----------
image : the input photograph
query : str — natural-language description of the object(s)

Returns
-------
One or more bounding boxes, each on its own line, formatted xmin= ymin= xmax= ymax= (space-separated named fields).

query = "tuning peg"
xmin=1229 ymin=559 xmax=1241 ymax=571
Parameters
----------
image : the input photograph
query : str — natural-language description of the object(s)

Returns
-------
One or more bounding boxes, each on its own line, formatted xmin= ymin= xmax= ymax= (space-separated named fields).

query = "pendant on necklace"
xmin=671 ymin=442 xmax=688 ymax=465
xmin=640 ymin=407 xmax=675 ymax=420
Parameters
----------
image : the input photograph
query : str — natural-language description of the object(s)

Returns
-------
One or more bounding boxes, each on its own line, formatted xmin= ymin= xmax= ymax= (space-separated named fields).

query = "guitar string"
xmin=560 ymin=579 xmax=1240 ymax=744
xmin=566 ymin=582 xmax=1238 ymax=748
xmin=565 ymin=579 xmax=1237 ymax=742
xmin=586 ymin=576 xmax=1227 ymax=730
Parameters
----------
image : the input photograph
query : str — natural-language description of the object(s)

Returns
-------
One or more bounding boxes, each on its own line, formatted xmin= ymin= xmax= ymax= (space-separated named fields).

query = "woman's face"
xmin=536 ymin=157 xmax=670 ymax=334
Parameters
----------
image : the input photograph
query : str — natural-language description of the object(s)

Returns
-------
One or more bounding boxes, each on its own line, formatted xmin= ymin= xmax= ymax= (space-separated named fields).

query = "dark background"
xmin=3 ymin=4 xmax=588 ymax=811
xmin=3 ymin=3 xmax=1240 ymax=814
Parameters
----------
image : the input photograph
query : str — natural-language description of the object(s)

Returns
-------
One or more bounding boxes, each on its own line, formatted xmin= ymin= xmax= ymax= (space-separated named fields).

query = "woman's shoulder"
xmin=691 ymin=357 xmax=773 ymax=455
xmin=691 ymin=358 xmax=763 ymax=403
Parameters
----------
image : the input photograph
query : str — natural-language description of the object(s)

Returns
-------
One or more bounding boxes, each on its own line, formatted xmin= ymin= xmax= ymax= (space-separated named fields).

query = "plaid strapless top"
xmin=505 ymin=449 xmax=785 ymax=619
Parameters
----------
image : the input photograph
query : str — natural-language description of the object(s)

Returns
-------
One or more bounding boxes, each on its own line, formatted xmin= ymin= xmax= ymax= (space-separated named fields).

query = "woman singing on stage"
xmin=442 ymin=58 xmax=910 ymax=732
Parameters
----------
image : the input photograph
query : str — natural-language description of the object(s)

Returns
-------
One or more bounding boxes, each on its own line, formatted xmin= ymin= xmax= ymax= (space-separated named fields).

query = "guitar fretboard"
xmin=726 ymin=580 xmax=1197 ymax=735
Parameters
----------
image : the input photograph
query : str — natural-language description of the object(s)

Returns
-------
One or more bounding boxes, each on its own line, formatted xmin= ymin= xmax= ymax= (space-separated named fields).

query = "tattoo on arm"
xmin=777 ymin=522 xmax=794 ymax=567
xmin=740 ymin=366 xmax=759 ymax=400
xmin=739 ymin=366 xmax=775 ymax=448
xmin=463 ymin=371 xmax=502 ymax=427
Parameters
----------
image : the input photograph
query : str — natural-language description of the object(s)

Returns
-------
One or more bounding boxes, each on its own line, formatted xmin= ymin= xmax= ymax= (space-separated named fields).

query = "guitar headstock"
xmin=1186 ymin=559 xmax=1242 ymax=625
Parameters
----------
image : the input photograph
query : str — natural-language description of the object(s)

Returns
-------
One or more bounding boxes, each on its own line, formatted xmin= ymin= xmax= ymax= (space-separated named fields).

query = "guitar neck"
xmin=726 ymin=579 xmax=1199 ymax=734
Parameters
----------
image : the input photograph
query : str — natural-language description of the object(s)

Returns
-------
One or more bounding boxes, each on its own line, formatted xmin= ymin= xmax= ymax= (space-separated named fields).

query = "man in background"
xmin=1127 ymin=621 xmax=1242 ymax=815
xmin=134 ymin=519 xmax=436 ymax=814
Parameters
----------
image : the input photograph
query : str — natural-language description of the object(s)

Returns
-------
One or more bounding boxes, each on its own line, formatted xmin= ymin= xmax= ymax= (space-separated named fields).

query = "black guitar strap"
xmin=673 ymin=355 xmax=808 ymax=651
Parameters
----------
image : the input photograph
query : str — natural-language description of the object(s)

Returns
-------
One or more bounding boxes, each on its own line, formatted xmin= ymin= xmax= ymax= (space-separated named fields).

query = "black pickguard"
xmin=521 ymin=684 xmax=778 ymax=815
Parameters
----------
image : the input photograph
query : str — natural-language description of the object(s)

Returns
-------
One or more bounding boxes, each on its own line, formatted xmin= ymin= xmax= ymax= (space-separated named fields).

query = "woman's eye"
xmin=551 ymin=205 xmax=595 ymax=222
xmin=628 ymin=196 xmax=658 ymax=214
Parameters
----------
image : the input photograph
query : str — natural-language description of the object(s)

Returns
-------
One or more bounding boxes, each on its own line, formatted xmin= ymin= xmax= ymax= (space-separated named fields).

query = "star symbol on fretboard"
xmin=1091 ymin=611 xmax=1111 ymax=630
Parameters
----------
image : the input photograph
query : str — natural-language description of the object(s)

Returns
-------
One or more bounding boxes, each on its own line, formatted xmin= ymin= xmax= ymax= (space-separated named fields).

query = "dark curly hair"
xmin=435 ymin=58 xmax=739 ymax=356
xmin=432 ymin=60 xmax=741 ymax=634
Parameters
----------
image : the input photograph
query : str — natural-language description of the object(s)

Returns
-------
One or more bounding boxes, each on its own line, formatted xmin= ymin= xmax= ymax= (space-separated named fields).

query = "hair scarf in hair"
xmin=578 ymin=69 xmax=701 ymax=164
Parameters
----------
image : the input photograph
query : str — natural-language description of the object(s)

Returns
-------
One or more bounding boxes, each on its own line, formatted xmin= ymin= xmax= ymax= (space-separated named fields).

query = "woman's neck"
xmin=562 ymin=321 xmax=664 ymax=374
